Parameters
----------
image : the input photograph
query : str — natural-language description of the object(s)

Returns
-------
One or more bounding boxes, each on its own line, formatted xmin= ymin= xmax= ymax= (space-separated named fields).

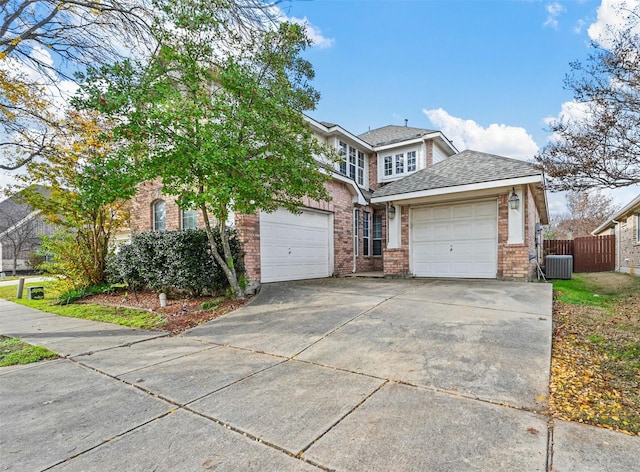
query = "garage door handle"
xmin=450 ymin=245 xmax=453 ymax=252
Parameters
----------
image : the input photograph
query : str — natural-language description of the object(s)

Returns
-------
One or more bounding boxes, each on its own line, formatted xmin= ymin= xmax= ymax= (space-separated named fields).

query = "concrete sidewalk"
xmin=1 ymin=280 xmax=638 ymax=471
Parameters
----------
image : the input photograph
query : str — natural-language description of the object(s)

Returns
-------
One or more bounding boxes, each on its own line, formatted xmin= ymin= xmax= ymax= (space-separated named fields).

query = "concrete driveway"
xmin=2 ymin=278 xmax=639 ymax=471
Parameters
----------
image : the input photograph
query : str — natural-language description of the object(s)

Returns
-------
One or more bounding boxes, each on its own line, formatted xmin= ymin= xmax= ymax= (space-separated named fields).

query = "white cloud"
xmin=573 ymin=18 xmax=587 ymax=34
xmin=422 ymin=108 xmax=539 ymax=159
xmin=544 ymin=2 xmax=566 ymax=30
xmin=289 ymin=16 xmax=334 ymax=49
xmin=588 ymin=0 xmax=640 ymax=46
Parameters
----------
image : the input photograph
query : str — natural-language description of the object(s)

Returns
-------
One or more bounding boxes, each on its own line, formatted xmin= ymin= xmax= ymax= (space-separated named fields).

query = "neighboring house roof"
xmin=0 ymin=186 xmax=49 ymax=238
xmin=593 ymin=193 xmax=640 ymax=235
xmin=372 ymin=150 xmax=541 ymax=198
xmin=0 ymin=196 xmax=31 ymax=231
xmin=358 ymin=125 xmax=438 ymax=147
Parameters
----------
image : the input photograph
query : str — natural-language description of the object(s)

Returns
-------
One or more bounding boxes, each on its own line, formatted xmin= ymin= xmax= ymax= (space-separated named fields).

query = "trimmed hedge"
xmin=107 ymin=228 xmax=244 ymax=295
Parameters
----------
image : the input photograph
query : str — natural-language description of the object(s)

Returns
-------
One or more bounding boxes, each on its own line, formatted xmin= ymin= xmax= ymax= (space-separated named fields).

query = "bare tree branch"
xmin=536 ymin=6 xmax=640 ymax=190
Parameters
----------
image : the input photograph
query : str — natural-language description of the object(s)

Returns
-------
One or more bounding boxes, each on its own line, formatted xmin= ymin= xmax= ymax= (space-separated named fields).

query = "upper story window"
xmin=384 ymin=156 xmax=393 ymax=176
xmin=338 ymin=140 xmax=366 ymax=186
xmin=381 ymin=148 xmax=419 ymax=180
xmin=153 ymin=200 xmax=166 ymax=231
xmin=407 ymin=151 xmax=417 ymax=172
xmin=181 ymin=209 xmax=197 ymax=230
xmin=395 ymin=154 xmax=404 ymax=174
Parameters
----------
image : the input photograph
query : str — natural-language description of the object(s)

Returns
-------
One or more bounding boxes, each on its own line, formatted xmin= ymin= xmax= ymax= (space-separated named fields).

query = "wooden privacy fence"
xmin=543 ymin=235 xmax=615 ymax=273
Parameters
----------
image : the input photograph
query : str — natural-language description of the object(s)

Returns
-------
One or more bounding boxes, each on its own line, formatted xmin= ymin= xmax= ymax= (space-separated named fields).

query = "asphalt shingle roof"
xmin=358 ymin=125 xmax=437 ymax=147
xmin=372 ymin=150 xmax=541 ymax=198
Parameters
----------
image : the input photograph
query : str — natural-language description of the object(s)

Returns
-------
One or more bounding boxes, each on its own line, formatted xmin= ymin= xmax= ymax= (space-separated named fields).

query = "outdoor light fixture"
xmin=388 ymin=203 xmax=396 ymax=219
xmin=508 ymin=187 xmax=520 ymax=210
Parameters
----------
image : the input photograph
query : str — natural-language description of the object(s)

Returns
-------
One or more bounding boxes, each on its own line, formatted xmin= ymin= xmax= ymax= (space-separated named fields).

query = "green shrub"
xmin=58 ymin=283 xmax=115 ymax=305
xmin=107 ymin=228 xmax=244 ymax=295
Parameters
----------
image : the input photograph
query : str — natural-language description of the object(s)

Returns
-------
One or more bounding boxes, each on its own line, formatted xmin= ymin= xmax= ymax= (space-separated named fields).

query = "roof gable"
xmin=358 ymin=125 xmax=437 ymax=147
xmin=372 ymin=149 xmax=541 ymax=198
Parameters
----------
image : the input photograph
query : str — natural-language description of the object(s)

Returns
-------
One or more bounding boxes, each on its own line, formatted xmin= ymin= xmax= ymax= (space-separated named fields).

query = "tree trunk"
xmin=200 ymin=204 xmax=245 ymax=299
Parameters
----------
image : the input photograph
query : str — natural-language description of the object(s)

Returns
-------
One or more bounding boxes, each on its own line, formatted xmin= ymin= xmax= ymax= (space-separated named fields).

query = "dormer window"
xmin=384 ymin=156 xmax=393 ymax=176
xmin=407 ymin=151 xmax=416 ymax=172
xmin=382 ymin=148 xmax=418 ymax=179
xmin=395 ymin=154 xmax=404 ymax=174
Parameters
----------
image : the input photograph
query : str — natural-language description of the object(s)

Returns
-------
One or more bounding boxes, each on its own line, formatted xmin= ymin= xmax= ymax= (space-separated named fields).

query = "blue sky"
xmin=281 ymin=0 xmax=640 ymax=214
xmin=2 ymin=0 xmax=639 ymax=215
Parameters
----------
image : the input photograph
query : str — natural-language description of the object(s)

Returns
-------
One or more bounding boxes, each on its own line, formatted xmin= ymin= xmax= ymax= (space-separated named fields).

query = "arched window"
xmin=153 ymin=200 xmax=166 ymax=231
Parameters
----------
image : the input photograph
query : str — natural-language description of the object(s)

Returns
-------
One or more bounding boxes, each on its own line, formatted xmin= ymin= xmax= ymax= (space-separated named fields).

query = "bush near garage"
xmin=107 ymin=228 xmax=244 ymax=296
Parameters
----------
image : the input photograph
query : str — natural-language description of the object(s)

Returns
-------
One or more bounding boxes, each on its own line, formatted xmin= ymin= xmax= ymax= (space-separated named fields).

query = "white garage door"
xmin=260 ymin=208 xmax=332 ymax=283
xmin=411 ymin=201 xmax=498 ymax=278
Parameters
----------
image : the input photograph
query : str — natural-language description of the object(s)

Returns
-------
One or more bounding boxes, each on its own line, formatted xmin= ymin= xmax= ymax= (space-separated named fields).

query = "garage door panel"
xmin=411 ymin=201 xmax=497 ymax=279
xmin=451 ymin=204 xmax=473 ymax=219
xmin=260 ymin=209 xmax=331 ymax=283
xmin=432 ymin=207 xmax=451 ymax=221
xmin=475 ymin=201 xmax=497 ymax=217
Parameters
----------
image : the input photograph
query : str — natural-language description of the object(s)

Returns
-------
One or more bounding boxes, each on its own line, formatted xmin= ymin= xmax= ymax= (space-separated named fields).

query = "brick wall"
xmin=497 ymin=187 xmax=538 ymax=280
xmin=235 ymin=212 xmax=260 ymax=283
xmin=130 ymin=180 xmax=206 ymax=233
xmin=383 ymin=205 xmax=410 ymax=275
xmin=618 ymin=211 xmax=640 ymax=274
xmin=368 ymin=152 xmax=380 ymax=190
xmin=425 ymin=140 xmax=433 ymax=167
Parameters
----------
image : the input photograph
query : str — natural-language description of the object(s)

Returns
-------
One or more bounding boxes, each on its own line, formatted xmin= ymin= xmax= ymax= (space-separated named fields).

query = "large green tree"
xmin=80 ymin=3 xmax=335 ymax=298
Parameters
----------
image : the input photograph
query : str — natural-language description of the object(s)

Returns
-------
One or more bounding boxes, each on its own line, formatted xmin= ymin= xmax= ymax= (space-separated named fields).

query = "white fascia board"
xmin=374 ymin=137 xmax=425 ymax=152
xmin=371 ymin=175 xmax=543 ymax=204
xmin=331 ymin=171 xmax=368 ymax=205
xmin=304 ymin=115 xmax=374 ymax=151
xmin=325 ymin=127 xmax=373 ymax=150
xmin=373 ymin=132 xmax=458 ymax=154
xmin=305 ymin=115 xmax=330 ymax=134
xmin=593 ymin=193 xmax=640 ymax=234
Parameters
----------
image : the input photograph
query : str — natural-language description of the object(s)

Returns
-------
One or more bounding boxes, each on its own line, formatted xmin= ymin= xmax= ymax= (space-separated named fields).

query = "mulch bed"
xmin=84 ymin=290 xmax=250 ymax=334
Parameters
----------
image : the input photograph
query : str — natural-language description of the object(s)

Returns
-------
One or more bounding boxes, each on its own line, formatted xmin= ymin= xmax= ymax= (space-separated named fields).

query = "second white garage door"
xmin=260 ymin=208 xmax=332 ymax=283
xmin=411 ymin=201 xmax=498 ymax=278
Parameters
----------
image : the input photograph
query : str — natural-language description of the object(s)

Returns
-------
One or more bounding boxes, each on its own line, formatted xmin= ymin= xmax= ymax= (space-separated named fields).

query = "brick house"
xmin=593 ymin=193 xmax=640 ymax=275
xmin=129 ymin=116 xmax=549 ymax=284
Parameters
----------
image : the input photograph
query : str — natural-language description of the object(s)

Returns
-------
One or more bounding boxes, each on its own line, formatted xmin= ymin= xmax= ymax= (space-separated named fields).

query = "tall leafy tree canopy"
xmin=79 ymin=1 xmax=335 ymax=297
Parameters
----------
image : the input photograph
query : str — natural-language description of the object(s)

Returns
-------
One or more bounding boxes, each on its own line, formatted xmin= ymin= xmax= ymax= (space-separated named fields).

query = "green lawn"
xmin=550 ymin=272 xmax=640 ymax=435
xmin=0 ymin=336 xmax=57 ymax=366
xmin=0 ymin=282 xmax=165 ymax=330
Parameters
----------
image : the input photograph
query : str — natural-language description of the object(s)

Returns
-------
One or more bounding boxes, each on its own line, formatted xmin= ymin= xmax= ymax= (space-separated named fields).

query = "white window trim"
xmin=337 ymin=140 xmax=367 ymax=187
xmin=181 ymin=209 xmax=198 ymax=230
xmin=363 ymin=211 xmax=370 ymax=257
xmin=153 ymin=200 xmax=166 ymax=231
xmin=373 ymin=214 xmax=383 ymax=256
xmin=380 ymin=147 xmax=420 ymax=181
xmin=637 ymin=213 xmax=640 ymax=243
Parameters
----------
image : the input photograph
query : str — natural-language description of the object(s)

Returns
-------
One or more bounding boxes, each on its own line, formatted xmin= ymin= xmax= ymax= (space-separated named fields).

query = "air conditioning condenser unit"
xmin=546 ymin=255 xmax=573 ymax=279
